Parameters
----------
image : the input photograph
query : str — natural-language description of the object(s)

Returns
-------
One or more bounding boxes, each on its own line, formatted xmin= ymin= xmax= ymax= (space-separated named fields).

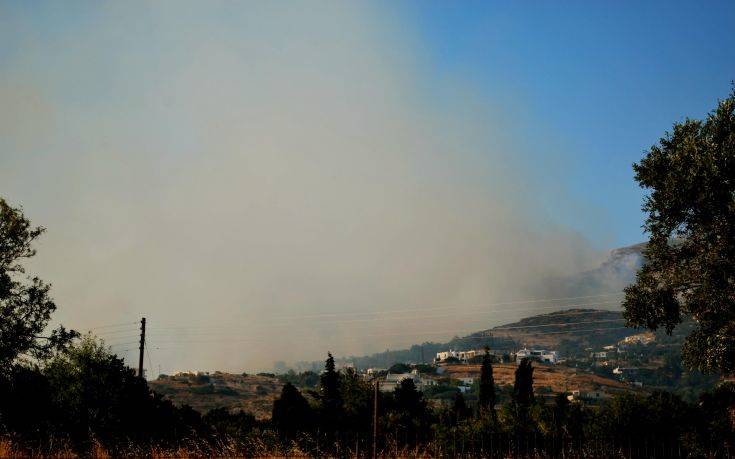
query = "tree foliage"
xmin=271 ymin=382 xmax=313 ymax=437
xmin=1 ymin=336 xmax=209 ymax=455
xmin=513 ymin=358 xmax=535 ymax=407
xmin=0 ymin=198 xmax=77 ymax=368
xmin=318 ymin=352 xmax=343 ymax=434
xmin=624 ymin=89 xmax=735 ymax=373
xmin=478 ymin=347 xmax=496 ymax=414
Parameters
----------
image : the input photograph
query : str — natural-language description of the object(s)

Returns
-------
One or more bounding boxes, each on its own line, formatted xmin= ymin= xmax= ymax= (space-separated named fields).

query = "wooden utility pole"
xmin=373 ymin=378 xmax=379 ymax=459
xmin=138 ymin=317 xmax=146 ymax=378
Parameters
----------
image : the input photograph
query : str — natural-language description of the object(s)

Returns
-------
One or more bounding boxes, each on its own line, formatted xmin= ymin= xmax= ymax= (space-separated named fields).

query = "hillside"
xmin=473 ymin=308 xmax=631 ymax=352
xmin=328 ymin=308 xmax=638 ymax=370
xmin=321 ymin=243 xmax=649 ymax=371
xmin=441 ymin=363 xmax=634 ymax=394
xmin=149 ymin=372 xmax=282 ymax=419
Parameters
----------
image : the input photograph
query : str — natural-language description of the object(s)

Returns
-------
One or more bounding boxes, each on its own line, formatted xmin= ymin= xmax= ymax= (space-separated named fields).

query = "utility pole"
xmin=373 ymin=378 xmax=379 ymax=459
xmin=138 ymin=317 xmax=146 ymax=378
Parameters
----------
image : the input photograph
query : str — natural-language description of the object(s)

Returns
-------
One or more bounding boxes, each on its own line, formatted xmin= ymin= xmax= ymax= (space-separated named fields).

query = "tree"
xmin=452 ymin=392 xmax=470 ymax=424
xmin=42 ymin=336 xmax=207 ymax=455
xmin=388 ymin=362 xmax=411 ymax=374
xmin=513 ymin=358 xmax=534 ymax=407
xmin=0 ymin=198 xmax=76 ymax=368
xmin=319 ymin=352 xmax=343 ymax=433
xmin=623 ymin=89 xmax=735 ymax=374
xmin=388 ymin=378 xmax=432 ymax=443
xmin=272 ymin=382 xmax=314 ymax=437
xmin=338 ymin=367 xmax=373 ymax=435
xmin=478 ymin=347 xmax=496 ymax=415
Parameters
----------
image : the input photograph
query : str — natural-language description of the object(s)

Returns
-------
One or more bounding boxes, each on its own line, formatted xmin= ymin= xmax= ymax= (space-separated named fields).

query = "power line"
xmin=141 ymin=324 xmax=635 ymax=348
xmin=144 ymin=302 xmax=622 ymax=334
xmin=268 ymin=292 xmax=625 ymax=320
xmin=138 ymin=305 xmax=623 ymax=340
xmin=85 ymin=321 xmax=139 ymax=331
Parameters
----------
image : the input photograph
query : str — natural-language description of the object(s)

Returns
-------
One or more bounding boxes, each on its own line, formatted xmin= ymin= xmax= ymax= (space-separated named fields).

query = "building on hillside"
xmin=380 ymin=373 xmax=436 ymax=392
xmin=612 ymin=367 xmax=640 ymax=380
xmin=590 ymin=351 xmax=608 ymax=359
xmin=567 ymin=389 xmax=612 ymax=403
xmin=435 ymin=349 xmax=485 ymax=363
xmin=619 ymin=332 xmax=656 ymax=346
xmin=515 ymin=348 xmax=559 ymax=364
xmin=435 ymin=350 xmax=459 ymax=362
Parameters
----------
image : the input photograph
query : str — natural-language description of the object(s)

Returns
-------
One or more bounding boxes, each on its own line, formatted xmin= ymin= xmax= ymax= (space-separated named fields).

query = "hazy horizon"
xmin=2 ymin=1 xmax=732 ymax=373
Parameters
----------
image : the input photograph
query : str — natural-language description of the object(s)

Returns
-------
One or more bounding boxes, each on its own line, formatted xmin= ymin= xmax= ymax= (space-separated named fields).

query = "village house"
xmin=515 ymin=348 xmax=559 ymax=364
xmin=380 ymin=372 xmax=436 ymax=392
xmin=435 ymin=349 xmax=485 ymax=363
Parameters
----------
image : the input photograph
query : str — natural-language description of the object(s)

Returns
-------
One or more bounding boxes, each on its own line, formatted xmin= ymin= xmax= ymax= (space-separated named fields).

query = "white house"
xmin=435 ymin=349 xmax=484 ymax=363
xmin=380 ymin=373 xmax=436 ymax=392
xmin=516 ymin=348 xmax=559 ymax=364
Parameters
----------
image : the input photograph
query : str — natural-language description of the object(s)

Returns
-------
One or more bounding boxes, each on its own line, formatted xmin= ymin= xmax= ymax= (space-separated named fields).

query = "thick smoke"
xmin=0 ymin=3 xmax=612 ymax=372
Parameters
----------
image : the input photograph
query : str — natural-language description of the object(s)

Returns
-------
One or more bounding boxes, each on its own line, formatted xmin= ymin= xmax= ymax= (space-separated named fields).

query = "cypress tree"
xmin=319 ymin=352 xmax=343 ymax=432
xmin=453 ymin=391 xmax=469 ymax=423
xmin=478 ymin=347 xmax=496 ymax=415
xmin=513 ymin=357 xmax=534 ymax=407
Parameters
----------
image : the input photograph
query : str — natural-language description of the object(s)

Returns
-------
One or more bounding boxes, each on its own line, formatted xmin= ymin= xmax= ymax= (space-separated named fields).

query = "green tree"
xmin=388 ymin=378 xmax=432 ymax=444
xmin=513 ymin=358 xmax=534 ymax=407
xmin=319 ymin=352 xmax=343 ymax=433
xmin=452 ymin=392 xmax=470 ymax=424
xmin=272 ymin=382 xmax=314 ymax=437
xmin=501 ymin=358 xmax=537 ymax=443
xmin=623 ymin=89 xmax=735 ymax=373
xmin=388 ymin=362 xmax=411 ymax=374
xmin=339 ymin=367 xmax=373 ymax=435
xmin=478 ymin=347 xmax=496 ymax=415
xmin=0 ymin=198 xmax=76 ymax=368
xmin=43 ymin=336 xmax=206 ymax=455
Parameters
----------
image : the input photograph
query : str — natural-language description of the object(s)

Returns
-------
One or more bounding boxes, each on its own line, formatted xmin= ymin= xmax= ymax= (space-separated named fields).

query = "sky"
xmin=1 ymin=1 xmax=733 ymax=373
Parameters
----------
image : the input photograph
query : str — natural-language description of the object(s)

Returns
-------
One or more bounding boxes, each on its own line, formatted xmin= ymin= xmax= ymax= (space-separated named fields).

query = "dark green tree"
xmin=478 ymin=347 xmax=496 ymax=415
xmin=387 ymin=362 xmax=411 ymax=374
xmin=623 ymin=89 xmax=735 ymax=374
xmin=513 ymin=358 xmax=534 ymax=407
xmin=388 ymin=378 xmax=432 ymax=444
xmin=452 ymin=391 xmax=470 ymax=423
xmin=272 ymin=382 xmax=314 ymax=437
xmin=204 ymin=408 xmax=256 ymax=442
xmin=339 ymin=367 xmax=373 ymax=435
xmin=42 ymin=336 xmax=206 ymax=455
xmin=0 ymin=198 xmax=77 ymax=369
xmin=319 ymin=352 xmax=343 ymax=433
xmin=589 ymin=391 xmax=694 ymax=454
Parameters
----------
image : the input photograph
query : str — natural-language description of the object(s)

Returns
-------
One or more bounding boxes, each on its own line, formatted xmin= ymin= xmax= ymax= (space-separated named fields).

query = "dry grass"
xmin=442 ymin=363 xmax=632 ymax=393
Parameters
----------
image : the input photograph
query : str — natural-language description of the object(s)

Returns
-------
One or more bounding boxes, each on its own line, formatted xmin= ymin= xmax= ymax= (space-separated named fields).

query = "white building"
xmin=516 ymin=348 xmax=559 ymax=364
xmin=380 ymin=373 xmax=436 ymax=392
xmin=435 ymin=349 xmax=484 ymax=363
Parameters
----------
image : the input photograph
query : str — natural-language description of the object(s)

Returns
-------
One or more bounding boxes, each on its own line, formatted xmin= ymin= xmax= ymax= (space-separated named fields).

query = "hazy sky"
xmin=2 ymin=1 xmax=733 ymax=373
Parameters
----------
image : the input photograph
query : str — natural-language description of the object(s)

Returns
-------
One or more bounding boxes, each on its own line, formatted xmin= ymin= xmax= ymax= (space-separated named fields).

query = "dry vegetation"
xmin=442 ymin=363 xmax=633 ymax=394
xmin=149 ymin=371 xmax=282 ymax=419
